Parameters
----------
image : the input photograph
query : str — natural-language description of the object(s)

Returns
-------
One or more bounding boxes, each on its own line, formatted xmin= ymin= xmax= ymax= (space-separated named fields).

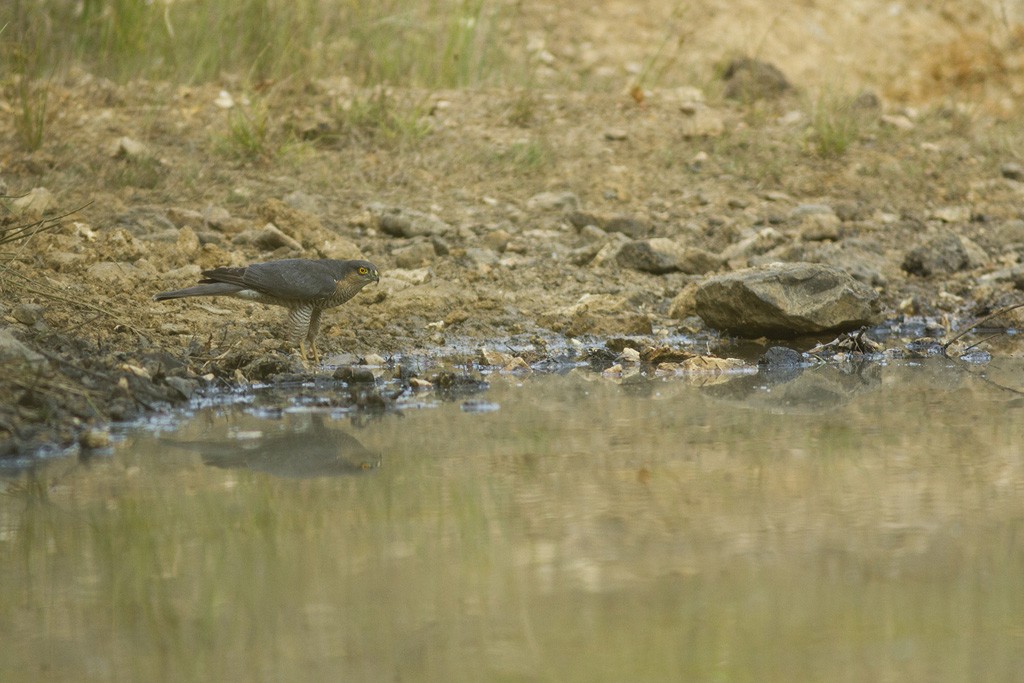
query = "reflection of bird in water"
xmin=161 ymin=414 xmax=380 ymax=478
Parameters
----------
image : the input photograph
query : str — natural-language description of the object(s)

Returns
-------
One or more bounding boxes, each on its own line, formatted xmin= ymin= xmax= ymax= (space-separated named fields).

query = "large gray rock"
xmin=695 ymin=262 xmax=880 ymax=338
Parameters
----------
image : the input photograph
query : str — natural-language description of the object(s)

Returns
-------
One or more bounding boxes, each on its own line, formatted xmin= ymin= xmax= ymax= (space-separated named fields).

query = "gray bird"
xmin=154 ymin=258 xmax=380 ymax=365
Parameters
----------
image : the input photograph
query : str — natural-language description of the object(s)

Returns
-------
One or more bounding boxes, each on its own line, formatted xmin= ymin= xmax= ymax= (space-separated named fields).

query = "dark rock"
xmin=616 ymin=238 xmax=722 ymax=275
xmin=603 ymin=216 xmax=650 ymax=238
xmin=334 ymin=366 xmax=376 ymax=383
xmin=722 ymin=58 xmax=791 ymax=101
xmin=567 ymin=211 xmax=601 ymax=229
xmin=163 ymin=376 xmax=199 ymax=400
xmin=759 ymin=346 xmax=804 ymax=368
xmin=695 ymin=262 xmax=880 ymax=338
xmin=901 ymin=230 xmax=969 ymax=276
xmin=616 ymin=239 xmax=681 ymax=274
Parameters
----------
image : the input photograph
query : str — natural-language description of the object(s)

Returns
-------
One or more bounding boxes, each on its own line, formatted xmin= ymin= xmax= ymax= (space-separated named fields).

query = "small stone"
xmin=930 ymin=206 xmax=969 ymax=223
xmin=176 ymin=226 xmax=200 ymax=255
xmin=392 ymin=241 xmax=436 ymax=269
xmin=722 ymin=58 xmax=791 ymax=100
xmin=80 ymin=429 xmax=111 ymax=450
xmin=319 ymin=238 xmax=363 ymax=260
xmin=166 ymin=207 xmax=204 ymax=228
xmin=363 ymin=354 xmax=387 ymax=366
xmin=667 ymin=283 xmax=699 ymax=319
xmin=621 ymin=347 xmax=641 ymax=363
xmin=232 ymin=223 xmax=303 ymax=252
xmin=567 ymin=211 xmax=602 ymax=229
xmin=87 ymin=261 xmax=143 ymax=285
xmin=526 ymin=191 xmax=579 ymax=212
xmin=880 ymin=114 xmax=914 ymax=131
xmin=11 ymin=187 xmax=55 ymax=216
xmin=376 ymin=207 xmax=452 ymax=237
xmin=579 ymin=225 xmax=607 ymax=242
xmin=12 ymin=303 xmax=43 ymax=326
xmin=482 ymin=229 xmax=511 ymax=252
xmin=214 ymin=90 xmax=235 ymax=109
xmin=791 ymin=204 xmax=834 ymax=217
xmin=164 ymin=376 xmax=199 ymax=400
xmin=679 ymin=105 xmax=725 ymax=137
xmin=604 ymin=129 xmax=628 ymax=141
xmin=1000 ymin=162 xmax=1024 ymax=181
xmin=479 ymin=348 xmax=514 ymax=366
xmin=902 ymin=230 xmax=970 ymax=276
xmin=602 ymin=216 xmax=650 ymax=238
xmin=333 ymin=366 xmax=376 ymax=383
xmin=111 ymin=136 xmax=150 ymax=159
xmin=204 ymin=206 xmax=232 ymax=228
xmin=409 ymin=377 xmax=433 ymax=390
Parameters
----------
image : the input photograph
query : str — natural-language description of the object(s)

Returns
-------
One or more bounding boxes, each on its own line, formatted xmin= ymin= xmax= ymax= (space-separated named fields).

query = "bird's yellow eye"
xmin=358 ymin=266 xmax=368 ymax=275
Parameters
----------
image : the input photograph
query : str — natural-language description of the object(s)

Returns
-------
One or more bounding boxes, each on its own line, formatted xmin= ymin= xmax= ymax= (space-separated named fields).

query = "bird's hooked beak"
xmin=371 ymin=269 xmax=380 ymax=284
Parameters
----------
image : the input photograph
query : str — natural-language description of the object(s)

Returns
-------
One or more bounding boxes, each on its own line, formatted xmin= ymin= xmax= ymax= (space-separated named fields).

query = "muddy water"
xmin=2 ymin=357 xmax=1024 ymax=681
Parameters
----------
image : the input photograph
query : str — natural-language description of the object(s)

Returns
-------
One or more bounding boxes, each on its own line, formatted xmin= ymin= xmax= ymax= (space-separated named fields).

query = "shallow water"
xmin=2 ymin=357 xmax=1024 ymax=681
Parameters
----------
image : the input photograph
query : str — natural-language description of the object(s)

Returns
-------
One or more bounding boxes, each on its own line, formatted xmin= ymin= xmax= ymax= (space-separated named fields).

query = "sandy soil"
xmin=3 ymin=0 xmax=1024 ymax=456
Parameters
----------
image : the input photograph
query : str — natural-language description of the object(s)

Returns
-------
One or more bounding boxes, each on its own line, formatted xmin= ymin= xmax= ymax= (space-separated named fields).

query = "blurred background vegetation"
xmin=0 ymin=0 xmax=508 ymax=87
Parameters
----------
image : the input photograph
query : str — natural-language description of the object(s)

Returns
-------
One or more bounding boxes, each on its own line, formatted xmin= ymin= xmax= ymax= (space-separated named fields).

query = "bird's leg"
xmin=298 ymin=340 xmax=312 ymax=370
xmin=306 ymin=309 xmax=324 ymax=366
xmin=288 ymin=304 xmax=315 ymax=368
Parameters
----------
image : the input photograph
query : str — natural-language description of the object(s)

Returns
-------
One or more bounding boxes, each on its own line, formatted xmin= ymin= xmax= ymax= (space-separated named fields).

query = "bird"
xmin=154 ymin=258 xmax=380 ymax=365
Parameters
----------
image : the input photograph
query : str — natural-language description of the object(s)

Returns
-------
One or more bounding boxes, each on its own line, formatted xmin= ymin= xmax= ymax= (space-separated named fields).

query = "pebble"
xmin=12 ymin=303 xmax=43 ymax=326
xmin=930 ymin=206 xmax=969 ymax=223
xmin=482 ymin=229 xmax=511 ymax=252
xmin=232 ymin=223 xmax=302 ymax=252
xmin=376 ymin=207 xmax=452 ymax=237
xmin=880 ymin=114 xmax=914 ymax=131
xmin=602 ymin=215 xmax=650 ymax=238
xmin=392 ymin=241 xmax=436 ymax=269
xmin=1001 ymin=162 xmax=1024 ymax=181
xmin=479 ymin=348 xmax=514 ymax=366
xmin=111 ymin=136 xmax=150 ymax=159
xmin=526 ymin=191 xmax=579 ymax=212
xmin=722 ymin=58 xmax=791 ymax=100
xmin=79 ymin=429 xmax=111 ymax=450
xmin=11 ymin=187 xmax=55 ymax=216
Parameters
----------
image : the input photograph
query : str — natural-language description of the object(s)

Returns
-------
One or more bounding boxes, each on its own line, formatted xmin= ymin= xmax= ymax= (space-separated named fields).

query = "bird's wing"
xmin=239 ymin=260 xmax=339 ymax=300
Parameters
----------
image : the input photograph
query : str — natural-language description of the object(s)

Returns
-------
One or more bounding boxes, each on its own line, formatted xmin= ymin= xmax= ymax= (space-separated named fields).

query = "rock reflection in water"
xmin=702 ymin=360 xmax=884 ymax=413
xmin=162 ymin=413 xmax=380 ymax=478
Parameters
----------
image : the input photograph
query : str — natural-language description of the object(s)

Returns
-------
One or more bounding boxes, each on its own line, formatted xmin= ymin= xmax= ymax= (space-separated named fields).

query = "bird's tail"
xmin=153 ymin=283 xmax=243 ymax=301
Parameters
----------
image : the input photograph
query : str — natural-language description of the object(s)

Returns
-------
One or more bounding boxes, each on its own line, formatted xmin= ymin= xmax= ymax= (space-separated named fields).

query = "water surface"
xmin=2 ymin=358 xmax=1023 ymax=681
